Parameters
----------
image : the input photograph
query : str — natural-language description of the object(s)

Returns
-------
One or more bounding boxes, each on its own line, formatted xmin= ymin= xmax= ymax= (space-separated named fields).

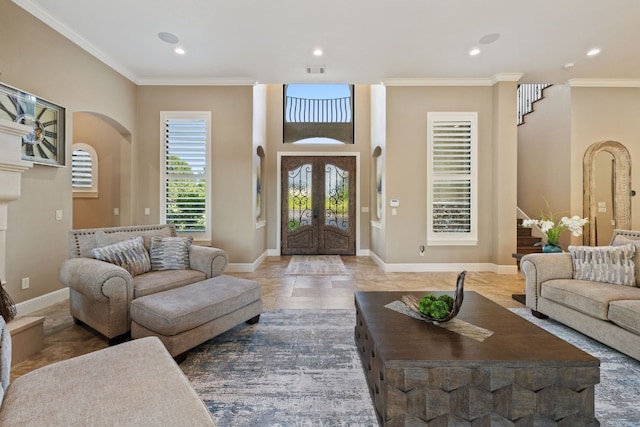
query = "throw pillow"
xmin=90 ymin=236 xmax=151 ymax=276
xmin=612 ymin=235 xmax=640 ymax=287
xmin=95 ymin=227 xmax=173 ymax=252
xmin=149 ymin=236 xmax=193 ymax=271
xmin=569 ymin=243 xmax=636 ymax=287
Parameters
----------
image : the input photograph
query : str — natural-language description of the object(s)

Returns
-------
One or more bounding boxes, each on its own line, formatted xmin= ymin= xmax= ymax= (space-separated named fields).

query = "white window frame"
xmin=71 ymin=142 xmax=98 ymax=198
xmin=426 ymin=112 xmax=478 ymax=246
xmin=160 ymin=111 xmax=211 ymax=242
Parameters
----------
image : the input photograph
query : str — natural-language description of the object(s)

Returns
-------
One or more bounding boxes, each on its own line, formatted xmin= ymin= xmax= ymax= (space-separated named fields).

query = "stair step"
xmin=516 ymin=246 xmax=543 ymax=255
xmin=517 ymin=227 xmax=533 ymax=237
xmin=518 ymin=236 xmax=542 ymax=246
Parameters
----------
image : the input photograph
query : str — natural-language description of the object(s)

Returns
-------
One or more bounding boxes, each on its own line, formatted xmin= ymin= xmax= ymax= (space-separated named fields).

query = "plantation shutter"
xmin=163 ymin=117 xmax=207 ymax=234
xmin=427 ymin=113 xmax=478 ymax=245
xmin=71 ymin=149 xmax=93 ymax=188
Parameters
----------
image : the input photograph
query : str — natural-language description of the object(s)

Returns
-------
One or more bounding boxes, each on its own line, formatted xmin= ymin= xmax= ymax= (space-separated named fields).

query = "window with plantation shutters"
xmin=160 ymin=112 xmax=210 ymax=240
xmin=426 ymin=112 xmax=478 ymax=245
xmin=71 ymin=143 xmax=98 ymax=198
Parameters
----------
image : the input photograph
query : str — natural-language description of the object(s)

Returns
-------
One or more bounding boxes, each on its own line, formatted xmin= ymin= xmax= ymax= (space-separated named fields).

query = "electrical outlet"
xmin=144 ymin=207 xmax=150 ymax=216
xmin=114 ymin=207 xmax=120 ymax=216
xmin=419 ymin=245 xmax=425 ymax=256
xmin=21 ymin=277 xmax=29 ymax=290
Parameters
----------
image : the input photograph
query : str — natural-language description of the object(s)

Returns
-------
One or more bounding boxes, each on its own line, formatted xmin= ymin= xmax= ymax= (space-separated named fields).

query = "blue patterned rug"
xmin=510 ymin=308 xmax=640 ymax=427
xmin=181 ymin=310 xmax=377 ymax=426
xmin=181 ymin=309 xmax=640 ymax=427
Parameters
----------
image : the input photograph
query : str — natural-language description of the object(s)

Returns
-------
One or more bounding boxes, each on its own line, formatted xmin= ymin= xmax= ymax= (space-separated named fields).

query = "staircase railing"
xmin=517 ymin=83 xmax=551 ymax=125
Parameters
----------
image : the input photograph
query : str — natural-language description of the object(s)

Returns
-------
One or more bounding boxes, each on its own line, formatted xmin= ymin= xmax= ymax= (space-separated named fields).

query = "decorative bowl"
xmin=401 ymin=270 xmax=465 ymax=322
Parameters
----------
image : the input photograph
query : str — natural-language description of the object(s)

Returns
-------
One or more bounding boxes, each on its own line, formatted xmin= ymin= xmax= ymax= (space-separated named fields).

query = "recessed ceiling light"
xmin=564 ymin=62 xmax=575 ymax=70
xmin=469 ymin=48 xmax=481 ymax=56
xmin=313 ymin=48 xmax=323 ymax=56
xmin=174 ymin=47 xmax=186 ymax=55
xmin=158 ymin=32 xmax=179 ymax=44
xmin=587 ymin=47 xmax=601 ymax=57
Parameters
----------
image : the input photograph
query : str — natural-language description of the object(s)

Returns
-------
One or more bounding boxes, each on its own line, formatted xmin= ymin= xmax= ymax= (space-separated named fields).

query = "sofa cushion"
xmin=130 ymin=275 xmax=262 ymax=336
xmin=150 ymin=236 xmax=193 ymax=271
xmin=95 ymin=226 xmax=173 ymax=252
xmin=90 ymin=236 xmax=151 ymax=277
xmin=569 ymin=243 xmax=636 ymax=286
xmin=612 ymin=235 xmax=640 ymax=287
xmin=133 ymin=269 xmax=205 ymax=298
xmin=541 ymin=279 xmax=640 ymax=320
xmin=0 ymin=337 xmax=216 ymax=427
xmin=608 ymin=300 xmax=640 ymax=335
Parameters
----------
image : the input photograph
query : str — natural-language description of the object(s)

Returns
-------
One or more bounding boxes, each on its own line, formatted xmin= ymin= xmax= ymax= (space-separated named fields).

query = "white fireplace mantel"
xmin=0 ymin=119 xmax=33 ymax=285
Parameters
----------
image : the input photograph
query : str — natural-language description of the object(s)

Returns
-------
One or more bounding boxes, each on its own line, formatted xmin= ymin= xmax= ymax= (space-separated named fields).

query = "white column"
xmin=0 ymin=120 xmax=33 ymax=285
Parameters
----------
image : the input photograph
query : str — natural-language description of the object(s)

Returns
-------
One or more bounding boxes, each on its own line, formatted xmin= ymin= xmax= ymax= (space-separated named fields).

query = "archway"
xmin=72 ymin=112 xmax=133 ymax=229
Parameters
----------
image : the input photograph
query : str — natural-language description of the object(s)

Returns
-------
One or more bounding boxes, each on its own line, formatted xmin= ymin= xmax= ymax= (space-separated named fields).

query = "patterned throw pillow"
xmin=612 ymin=235 xmax=640 ymax=287
xmin=90 ymin=236 xmax=151 ymax=276
xmin=149 ymin=236 xmax=193 ymax=271
xmin=569 ymin=243 xmax=636 ymax=286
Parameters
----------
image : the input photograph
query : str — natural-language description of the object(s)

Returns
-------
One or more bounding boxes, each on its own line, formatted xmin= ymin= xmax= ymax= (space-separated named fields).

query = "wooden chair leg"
xmin=246 ymin=314 xmax=260 ymax=325
xmin=531 ymin=310 xmax=548 ymax=319
xmin=173 ymin=352 xmax=187 ymax=364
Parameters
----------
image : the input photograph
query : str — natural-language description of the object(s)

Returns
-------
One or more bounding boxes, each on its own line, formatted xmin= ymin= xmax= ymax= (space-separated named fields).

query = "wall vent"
xmin=306 ymin=65 xmax=325 ymax=74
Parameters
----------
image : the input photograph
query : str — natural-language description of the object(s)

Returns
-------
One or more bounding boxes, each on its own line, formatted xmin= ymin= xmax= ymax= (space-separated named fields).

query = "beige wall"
xmin=0 ymin=0 xmax=136 ymax=304
xmin=518 ymin=85 xmax=640 ymax=248
xmin=135 ymin=85 xmax=257 ymax=263
xmin=491 ymin=81 xmax=519 ymax=266
xmin=517 ymin=85 xmax=573 ymax=246
xmin=381 ymin=85 xmax=501 ymax=264
xmin=370 ymin=85 xmax=387 ymax=258
xmin=72 ymin=112 xmax=129 ymax=229
xmin=570 ymin=87 xmax=640 ymax=239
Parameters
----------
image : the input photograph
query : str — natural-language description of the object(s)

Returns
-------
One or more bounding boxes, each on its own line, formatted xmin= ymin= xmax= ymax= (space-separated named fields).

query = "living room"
xmin=1 ymin=0 xmax=640 ymax=425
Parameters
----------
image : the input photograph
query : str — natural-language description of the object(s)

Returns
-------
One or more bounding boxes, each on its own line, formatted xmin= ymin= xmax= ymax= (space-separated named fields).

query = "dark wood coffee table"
xmin=354 ymin=291 xmax=600 ymax=426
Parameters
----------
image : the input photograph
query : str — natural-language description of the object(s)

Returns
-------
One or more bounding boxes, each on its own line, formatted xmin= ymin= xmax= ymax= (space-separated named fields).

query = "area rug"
xmin=284 ymin=255 xmax=348 ymax=275
xmin=181 ymin=309 xmax=639 ymax=426
xmin=181 ymin=310 xmax=377 ymax=426
xmin=510 ymin=308 xmax=640 ymax=427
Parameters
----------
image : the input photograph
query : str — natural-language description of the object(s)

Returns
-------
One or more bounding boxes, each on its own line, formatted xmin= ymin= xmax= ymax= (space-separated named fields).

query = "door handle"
xmin=313 ymin=206 xmax=319 ymax=219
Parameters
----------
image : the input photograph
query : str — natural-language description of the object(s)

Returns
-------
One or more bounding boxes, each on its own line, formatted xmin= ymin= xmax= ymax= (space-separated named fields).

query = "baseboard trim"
xmin=16 ymin=288 xmax=69 ymax=316
xmin=368 ymin=252 xmax=518 ymax=274
xmin=226 ymin=251 xmax=269 ymax=273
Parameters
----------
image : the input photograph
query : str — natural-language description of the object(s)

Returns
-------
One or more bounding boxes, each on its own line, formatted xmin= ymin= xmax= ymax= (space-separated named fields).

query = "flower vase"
xmin=542 ymin=244 xmax=562 ymax=253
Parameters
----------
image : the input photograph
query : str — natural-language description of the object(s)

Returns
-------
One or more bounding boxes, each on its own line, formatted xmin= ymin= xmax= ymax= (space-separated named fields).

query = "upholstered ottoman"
xmin=130 ymin=275 xmax=262 ymax=359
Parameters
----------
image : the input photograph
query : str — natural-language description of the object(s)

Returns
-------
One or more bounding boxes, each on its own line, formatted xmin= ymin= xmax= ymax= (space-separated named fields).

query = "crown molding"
xmin=382 ymin=77 xmax=494 ymax=87
xmin=136 ymin=77 xmax=257 ymax=86
xmin=13 ymin=0 xmax=138 ymax=83
xmin=492 ymin=73 xmax=524 ymax=83
xmin=382 ymin=73 xmax=523 ymax=87
xmin=568 ymin=78 xmax=640 ymax=88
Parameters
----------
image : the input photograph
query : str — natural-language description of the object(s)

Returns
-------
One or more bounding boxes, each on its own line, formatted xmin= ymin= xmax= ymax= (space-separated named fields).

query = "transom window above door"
xmin=283 ymin=84 xmax=354 ymax=144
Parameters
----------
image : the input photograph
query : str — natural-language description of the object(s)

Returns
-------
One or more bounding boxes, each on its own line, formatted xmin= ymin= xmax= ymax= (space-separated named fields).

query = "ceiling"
xmin=13 ymin=0 xmax=640 ymax=85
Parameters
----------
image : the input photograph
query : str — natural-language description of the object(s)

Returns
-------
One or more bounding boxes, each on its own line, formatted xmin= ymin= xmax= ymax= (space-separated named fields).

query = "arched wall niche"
xmin=583 ymin=140 xmax=631 ymax=246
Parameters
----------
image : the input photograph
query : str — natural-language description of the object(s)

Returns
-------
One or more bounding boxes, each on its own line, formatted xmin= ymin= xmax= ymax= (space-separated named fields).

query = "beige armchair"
xmin=58 ymin=224 xmax=228 ymax=342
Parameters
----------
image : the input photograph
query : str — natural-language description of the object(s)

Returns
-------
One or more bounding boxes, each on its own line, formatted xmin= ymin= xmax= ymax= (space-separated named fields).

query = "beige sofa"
xmin=0 ymin=316 xmax=216 ymax=426
xmin=58 ymin=224 xmax=228 ymax=342
xmin=521 ymin=229 xmax=640 ymax=361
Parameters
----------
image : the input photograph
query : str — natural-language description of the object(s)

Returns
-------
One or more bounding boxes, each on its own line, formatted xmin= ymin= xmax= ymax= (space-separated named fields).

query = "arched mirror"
xmin=583 ymin=141 xmax=631 ymax=245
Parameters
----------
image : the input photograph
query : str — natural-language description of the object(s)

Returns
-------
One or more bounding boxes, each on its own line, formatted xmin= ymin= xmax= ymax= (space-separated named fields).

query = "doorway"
xmin=281 ymin=156 xmax=356 ymax=255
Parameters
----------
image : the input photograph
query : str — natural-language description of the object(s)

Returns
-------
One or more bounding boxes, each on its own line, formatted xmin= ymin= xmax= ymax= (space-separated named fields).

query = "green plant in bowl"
xmin=418 ymin=294 xmax=455 ymax=320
